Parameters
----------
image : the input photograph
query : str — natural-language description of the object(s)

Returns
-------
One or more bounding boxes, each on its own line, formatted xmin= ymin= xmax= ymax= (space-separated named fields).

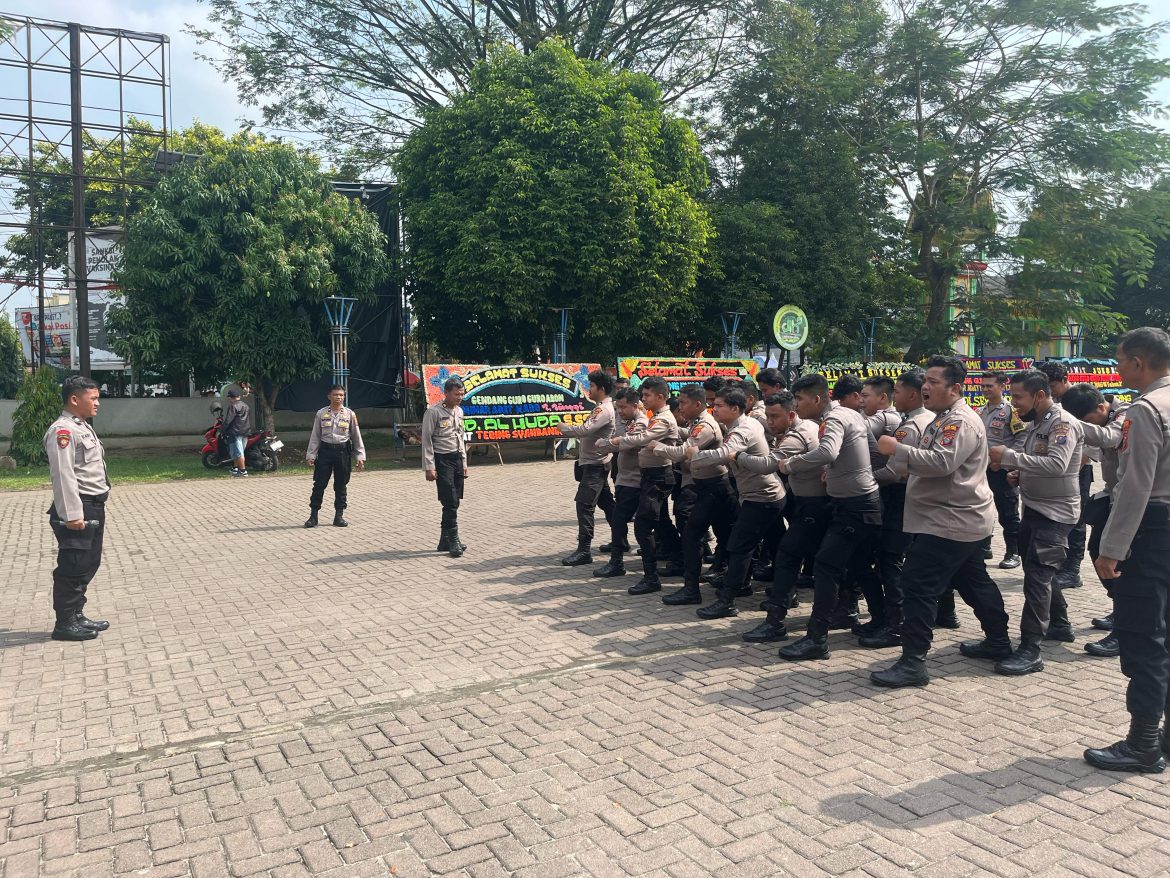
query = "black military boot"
xmin=628 ymin=576 xmax=662 ymax=595
xmin=959 ymin=637 xmax=1013 ymax=660
xmin=1163 ymin=708 xmax=1170 ymax=758
xmin=304 ymin=511 xmax=319 ymax=528
xmin=663 ymin=583 xmax=703 ymax=605
xmin=752 ymin=563 xmax=774 ymax=582
xmin=446 ymin=528 xmax=465 ymax=558
xmin=333 ymin=511 xmax=349 ymax=527
xmin=561 ymin=548 xmax=593 ymax=567
xmin=1054 ymin=566 xmax=1083 ymax=589
xmin=852 ymin=616 xmax=885 ymax=637
xmin=696 ymin=585 xmax=738 ymax=620
xmin=778 ymin=632 xmax=829 ymax=661
xmin=998 ymin=554 xmax=1021 ymax=569
xmin=934 ymin=590 xmax=961 ymax=629
xmin=437 ymin=530 xmax=449 ymax=552
xmin=1085 ymin=632 xmax=1120 ymax=657
xmin=75 ymin=611 xmax=109 ymax=632
xmin=859 ymin=625 xmax=902 ymax=649
xmin=700 ymin=562 xmax=726 ymax=583
xmin=1083 ymin=717 xmax=1166 ymax=774
xmin=1044 ymin=597 xmax=1076 ymax=643
xmin=870 ymin=654 xmax=929 ymax=688
xmin=1091 ymin=612 xmax=1114 ymax=631
xmin=659 ymin=559 xmax=685 ymax=578
xmin=742 ymin=611 xmax=788 ymax=643
xmin=995 ymin=638 xmax=1044 ymax=676
xmin=594 ymin=558 xmax=626 ymax=578
xmin=51 ymin=613 xmax=97 ymax=641
xmin=599 ymin=539 xmax=630 ymax=554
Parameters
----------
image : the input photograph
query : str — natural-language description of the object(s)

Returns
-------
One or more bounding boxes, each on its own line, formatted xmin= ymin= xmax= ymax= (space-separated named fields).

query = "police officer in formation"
xmin=304 ymin=384 xmax=366 ymax=528
xmin=558 ymin=369 xmax=616 ymax=567
xmin=978 ymin=370 xmax=1025 ymax=569
xmin=422 ymin=377 xmax=469 ymax=558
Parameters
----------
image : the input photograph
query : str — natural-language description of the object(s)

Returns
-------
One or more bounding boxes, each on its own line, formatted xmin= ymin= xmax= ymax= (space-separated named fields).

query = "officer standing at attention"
xmin=774 ymin=373 xmax=882 ymax=660
xmin=989 ymin=369 xmax=1084 ymax=675
xmin=869 ymin=356 xmax=1012 ymax=688
xmin=44 ymin=376 xmax=111 ymax=641
xmin=423 ymin=377 xmax=468 ymax=558
xmin=304 ymin=384 xmax=366 ymax=528
xmin=558 ymin=369 xmax=616 ymax=567
xmin=1083 ymin=327 xmax=1170 ymax=774
xmin=979 ymin=371 xmax=1025 ymax=568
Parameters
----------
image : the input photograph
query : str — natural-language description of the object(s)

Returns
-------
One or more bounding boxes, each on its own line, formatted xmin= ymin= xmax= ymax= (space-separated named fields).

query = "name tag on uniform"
xmin=441 ymin=419 xmax=451 ymax=428
xmin=990 ymin=417 xmax=1005 ymax=430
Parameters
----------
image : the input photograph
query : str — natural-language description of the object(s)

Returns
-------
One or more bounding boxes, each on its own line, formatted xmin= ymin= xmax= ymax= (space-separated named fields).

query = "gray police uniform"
xmin=1081 ymin=401 xmax=1130 ymax=559
xmin=999 ymin=406 xmax=1085 ymax=641
xmin=603 ymin=411 xmax=649 ymax=562
xmin=980 ymin=400 xmax=1025 ymax=557
xmin=614 ymin=406 xmax=682 ymax=585
xmin=422 ymin=401 xmax=467 ymax=532
xmin=44 ymin=412 xmax=110 ymax=624
xmin=560 ymin=399 xmax=617 ymax=551
xmin=1098 ymin=376 xmax=1170 ymax=726
xmin=307 ymin=405 xmax=366 ymax=514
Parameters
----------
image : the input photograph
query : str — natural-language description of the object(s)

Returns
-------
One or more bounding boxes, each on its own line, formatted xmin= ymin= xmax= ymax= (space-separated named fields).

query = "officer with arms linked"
xmin=44 ymin=376 xmax=111 ymax=641
xmin=1084 ymin=327 xmax=1170 ymax=774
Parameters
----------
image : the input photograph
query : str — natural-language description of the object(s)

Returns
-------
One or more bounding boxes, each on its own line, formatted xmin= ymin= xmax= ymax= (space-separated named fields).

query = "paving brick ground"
xmin=1 ymin=459 xmax=1167 ymax=878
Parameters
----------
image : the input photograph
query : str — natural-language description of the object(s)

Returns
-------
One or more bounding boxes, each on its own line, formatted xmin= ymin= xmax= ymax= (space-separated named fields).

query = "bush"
xmin=0 ymin=314 xmax=23 ymax=399
xmin=10 ymin=367 xmax=63 ymax=465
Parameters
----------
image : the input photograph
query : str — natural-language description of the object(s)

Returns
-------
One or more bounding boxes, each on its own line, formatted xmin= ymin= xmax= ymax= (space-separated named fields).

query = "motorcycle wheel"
xmin=262 ymin=449 xmax=279 ymax=472
xmin=201 ymin=451 xmax=219 ymax=470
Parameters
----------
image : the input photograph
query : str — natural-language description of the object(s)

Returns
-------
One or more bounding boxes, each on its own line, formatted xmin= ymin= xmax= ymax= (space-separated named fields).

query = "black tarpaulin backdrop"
xmin=274 ymin=182 xmax=404 ymax=411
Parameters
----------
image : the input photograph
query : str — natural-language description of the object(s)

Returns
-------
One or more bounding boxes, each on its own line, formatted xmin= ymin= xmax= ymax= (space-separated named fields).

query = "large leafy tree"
xmin=194 ymin=0 xmax=744 ymax=165
xmin=0 ymin=313 xmax=24 ymax=399
xmin=396 ymin=40 xmax=712 ymax=362
xmin=109 ymin=136 xmax=390 ymax=429
xmin=848 ymin=0 xmax=1170 ymax=361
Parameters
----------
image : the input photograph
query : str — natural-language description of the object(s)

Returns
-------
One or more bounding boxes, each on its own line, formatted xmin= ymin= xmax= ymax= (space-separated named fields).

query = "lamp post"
xmin=323 ymin=296 xmax=356 ymax=397
xmin=721 ymin=311 xmax=745 ymax=359
xmin=859 ymin=317 xmax=878 ymax=364
xmin=551 ymin=308 xmax=573 ymax=364
xmin=1066 ymin=320 xmax=1084 ymax=359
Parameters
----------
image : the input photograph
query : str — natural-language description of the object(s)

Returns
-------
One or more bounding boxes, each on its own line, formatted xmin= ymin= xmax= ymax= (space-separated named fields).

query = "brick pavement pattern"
xmin=1 ymin=460 xmax=1168 ymax=878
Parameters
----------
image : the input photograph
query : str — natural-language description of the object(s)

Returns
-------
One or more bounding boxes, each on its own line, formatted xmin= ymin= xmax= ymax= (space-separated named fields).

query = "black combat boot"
xmin=995 ymin=638 xmax=1043 ymax=676
xmin=1054 ymin=566 xmax=1083 ymax=589
xmin=1163 ymin=708 xmax=1170 ymax=758
xmin=594 ymin=558 xmax=626 ymax=578
xmin=934 ymin=590 xmax=961 ymax=629
xmin=51 ymin=613 xmax=97 ymax=641
xmin=696 ymin=584 xmax=738 ymax=620
xmin=75 ymin=611 xmax=109 ymax=632
xmin=561 ymin=548 xmax=593 ymax=566
xmin=752 ymin=563 xmax=774 ymax=582
xmin=998 ymin=554 xmax=1021 ymax=569
xmin=1083 ymin=717 xmax=1166 ymax=774
xmin=852 ymin=616 xmax=885 ymax=637
xmin=628 ymin=576 xmax=662 ymax=595
xmin=446 ymin=528 xmax=465 ymax=558
xmin=599 ymin=539 xmax=630 ymax=554
xmin=333 ymin=512 xmax=349 ymax=527
xmin=1085 ymin=632 xmax=1120 ymax=657
xmin=1044 ymin=595 xmax=1075 ymax=642
xmin=1091 ymin=612 xmax=1114 ymax=631
xmin=859 ymin=625 xmax=902 ymax=649
xmin=304 ymin=511 xmax=319 ymax=529
xmin=700 ymin=563 xmax=726 ymax=584
xmin=742 ymin=611 xmax=788 ymax=643
xmin=778 ymin=632 xmax=829 ymax=661
xmin=663 ymin=583 xmax=703 ymax=605
xmin=959 ymin=637 xmax=1013 ymax=660
xmin=870 ymin=654 xmax=929 ymax=688
xmin=659 ymin=559 xmax=685 ymax=578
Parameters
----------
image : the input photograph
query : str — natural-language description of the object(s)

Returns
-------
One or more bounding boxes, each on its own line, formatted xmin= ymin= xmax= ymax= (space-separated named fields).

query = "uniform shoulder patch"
xmin=894 ymin=428 xmax=908 ymax=442
xmin=1120 ymin=419 xmax=1131 ymax=453
xmin=940 ymin=422 xmax=960 ymax=447
xmin=689 ymin=424 xmax=705 ymax=438
xmin=1009 ymin=412 xmax=1027 ymax=434
xmin=1052 ymin=422 xmax=1070 ymax=446
xmin=56 ymin=428 xmax=71 ymax=449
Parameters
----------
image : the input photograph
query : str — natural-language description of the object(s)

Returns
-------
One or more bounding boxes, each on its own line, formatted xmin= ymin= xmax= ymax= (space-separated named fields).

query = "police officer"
xmin=558 ymin=369 xmax=616 ymax=566
xmin=304 ymin=384 xmax=366 ymax=528
xmin=979 ymin=370 xmax=1025 ymax=568
xmin=1037 ymin=360 xmax=1092 ymax=589
xmin=775 ymin=373 xmax=882 ymax=660
xmin=734 ymin=389 xmax=824 ymax=642
xmin=688 ymin=386 xmax=785 ymax=619
xmin=869 ymin=356 xmax=1012 ymax=688
xmin=652 ymin=384 xmax=733 ymax=605
xmin=594 ymin=388 xmax=648 ymax=578
xmin=423 ymin=377 xmax=468 ymax=557
xmin=989 ymin=369 xmax=1084 ymax=675
xmin=1084 ymin=327 xmax=1170 ymax=774
xmin=44 ymin=375 xmax=110 ymax=641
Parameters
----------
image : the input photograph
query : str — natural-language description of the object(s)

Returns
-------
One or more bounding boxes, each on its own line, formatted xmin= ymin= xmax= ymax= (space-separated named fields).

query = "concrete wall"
xmin=0 ymin=397 xmax=398 ymax=440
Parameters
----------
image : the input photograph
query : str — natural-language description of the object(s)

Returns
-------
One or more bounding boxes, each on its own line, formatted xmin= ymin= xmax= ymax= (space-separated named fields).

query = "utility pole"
xmin=69 ymin=23 xmax=90 ymax=377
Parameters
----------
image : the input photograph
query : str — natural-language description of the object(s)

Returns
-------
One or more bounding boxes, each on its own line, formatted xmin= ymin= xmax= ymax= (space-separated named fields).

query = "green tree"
xmin=8 ymin=366 xmax=61 ymax=465
xmin=847 ymin=0 xmax=1170 ymax=361
xmin=110 ymin=135 xmax=391 ymax=430
xmin=195 ymin=0 xmax=742 ymax=165
xmin=0 ymin=314 xmax=24 ymax=399
xmin=396 ymin=41 xmax=712 ymax=362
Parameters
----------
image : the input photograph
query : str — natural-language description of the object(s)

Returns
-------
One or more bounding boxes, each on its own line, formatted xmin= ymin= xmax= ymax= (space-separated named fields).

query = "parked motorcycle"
xmin=201 ymin=404 xmax=283 ymax=471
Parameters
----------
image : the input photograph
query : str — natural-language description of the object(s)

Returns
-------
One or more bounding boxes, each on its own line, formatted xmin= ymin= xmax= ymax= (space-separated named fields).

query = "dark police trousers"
xmin=770 ymin=495 xmax=832 ymax=610
xmin=609 ymin=485 xmax=640 ymax=561
xmin=434 ymin=451 xmax=465 ymax=530
xmin=634 ymin=467 xmax=679 ymax=583
xmin=48 ymin=493 xmax=107 ymax=619
xmin=805 ymin=493 xmax=882 ymax=634
xmin=852 ymin=483 xmax=911 ymax=628
xmin=899 ymin=534 xmax=1011 ymax=657
xmin=310 ymin=442 xmax=352 ymax=511
xmin=683 ymin=476 xmax=736 ymax=588
xmin=986 ymin=467 xmax=1021 ymax=556
xmin=1019 ymin=506 xmax=1073 ymax=640
xmin=1064 ymin=464 xmax=1094 ymax=571
xmin=1112 ymin=504 xmax=1170 ymax=722
xmin=574 ymin=463 xmax=615 ymax=550
xmin=722 ymin=499 xmax=785 ymax=595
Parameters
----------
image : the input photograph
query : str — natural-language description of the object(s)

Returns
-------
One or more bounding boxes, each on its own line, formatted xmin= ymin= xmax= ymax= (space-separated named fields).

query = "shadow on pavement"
xmin=0 ymin=629 xmax=53 ymax=648
xmin=219 ymin=525 xmax=309 ymax=534
xmin=311 ymin=549 xmax=441 ymax=564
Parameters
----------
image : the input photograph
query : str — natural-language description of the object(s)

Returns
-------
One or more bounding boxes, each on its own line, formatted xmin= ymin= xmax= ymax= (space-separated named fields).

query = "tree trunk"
xmin=255 ymin=383 xmax=281 ymax=434
xmin=904 ymin=232 xmax=952 ymax=364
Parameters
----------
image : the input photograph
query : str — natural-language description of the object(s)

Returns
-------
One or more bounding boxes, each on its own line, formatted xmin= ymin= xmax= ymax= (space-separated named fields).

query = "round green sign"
xmin=773 ymin=305 xmax=809 ymax=351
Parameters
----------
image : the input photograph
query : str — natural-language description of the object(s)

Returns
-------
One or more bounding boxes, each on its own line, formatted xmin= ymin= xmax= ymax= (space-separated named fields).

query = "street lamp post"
xmin=859 ymin=317 xmax=878 ymax=364
xmin=323 ymin=296 xmax=357 ymax=397
xmin=1066 ymin=320 xmax=1084 ymax=359
xmin=721 ymin=312 xmax=745 ymax=359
